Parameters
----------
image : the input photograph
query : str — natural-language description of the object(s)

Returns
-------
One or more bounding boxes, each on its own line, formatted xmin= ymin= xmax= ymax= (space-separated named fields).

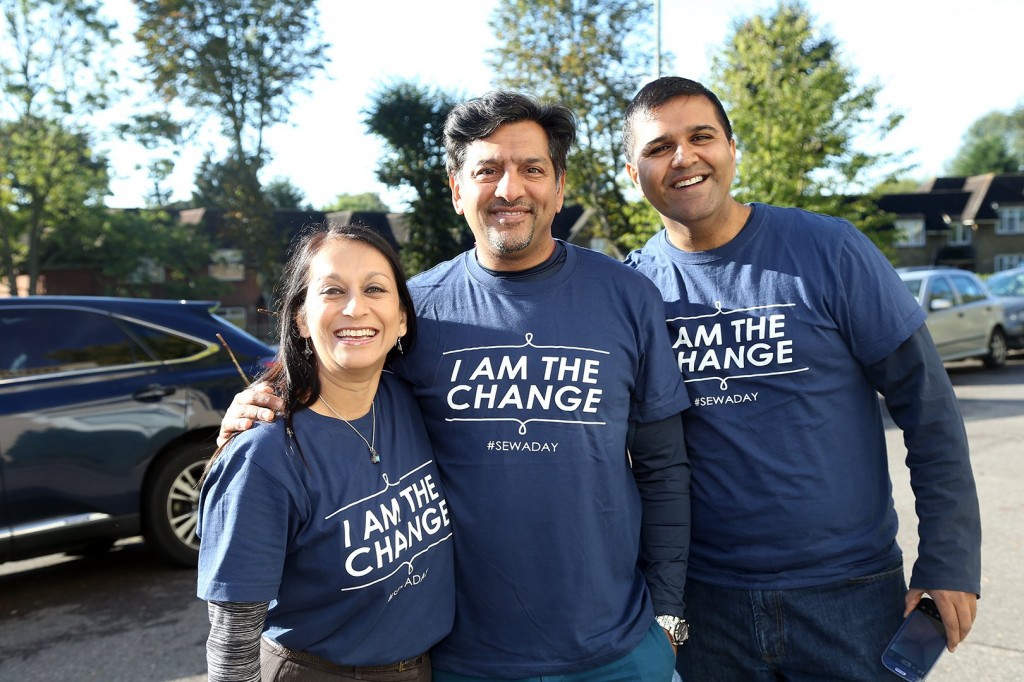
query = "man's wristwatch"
xmin=656 ymin=614 xmax=690 ymax=646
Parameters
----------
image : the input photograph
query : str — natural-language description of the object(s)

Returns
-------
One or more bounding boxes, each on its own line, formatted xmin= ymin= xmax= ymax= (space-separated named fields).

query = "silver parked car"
xmin=897 ymin=267 xmax=1007 ymax=368
xmin=985 ymin=266 xmax=1024 ymax=350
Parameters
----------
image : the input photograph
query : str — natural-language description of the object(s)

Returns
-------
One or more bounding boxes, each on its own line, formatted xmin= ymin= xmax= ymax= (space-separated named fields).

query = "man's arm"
xmin=863 ymin=323 xmax=981 ymax=651
xmin=217 ymin=383 xmax=285 ymax=447
xmin=627 ymin=413 xmax=690 ymax=647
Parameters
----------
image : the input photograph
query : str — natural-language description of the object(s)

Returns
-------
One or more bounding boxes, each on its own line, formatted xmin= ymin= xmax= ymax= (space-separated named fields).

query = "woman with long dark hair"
xmin=197 ymin=223 xmax=454 ymax=682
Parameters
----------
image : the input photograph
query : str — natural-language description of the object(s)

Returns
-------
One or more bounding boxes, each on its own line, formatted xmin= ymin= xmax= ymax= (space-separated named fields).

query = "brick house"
xmin=879 ymin=173 xmax=1024 ymax=273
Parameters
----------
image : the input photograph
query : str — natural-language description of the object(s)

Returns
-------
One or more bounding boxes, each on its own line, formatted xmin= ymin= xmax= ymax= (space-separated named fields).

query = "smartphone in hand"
xmin=881 ymin=597 xmax=947 ymax=680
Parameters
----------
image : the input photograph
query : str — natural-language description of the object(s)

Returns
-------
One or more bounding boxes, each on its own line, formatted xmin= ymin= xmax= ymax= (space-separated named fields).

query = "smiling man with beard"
xmin=219 ymin=91 xmax=692 ymax=682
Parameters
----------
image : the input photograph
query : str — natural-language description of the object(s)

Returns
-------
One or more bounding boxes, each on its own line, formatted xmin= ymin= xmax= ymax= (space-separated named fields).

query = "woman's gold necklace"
xmin=318 ymin=395 xmax=380 ymax=464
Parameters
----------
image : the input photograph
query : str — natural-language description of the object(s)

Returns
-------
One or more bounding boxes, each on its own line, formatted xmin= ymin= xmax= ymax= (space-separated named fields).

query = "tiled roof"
xmin=877 ymin=191 xmax=971 ymax=231
xmin=881 ymin=173 xmax=1024 ymax=227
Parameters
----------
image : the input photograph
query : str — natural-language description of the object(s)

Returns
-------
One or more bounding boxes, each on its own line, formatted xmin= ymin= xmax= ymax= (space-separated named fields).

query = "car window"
xmin=950 ymin=274 xmax=987 ymax=303
xmin=926 ymin=276 xmax=956 ymax=307
xmin=902 ymin=278 xmax=923 ymax=302
xmin=125 ymin=319 xmax=212 ymax=362
xmin=988 ymin=272 xmax=1024 ymax=297
xmin=0 ymin=308 xmax=149 ymax=378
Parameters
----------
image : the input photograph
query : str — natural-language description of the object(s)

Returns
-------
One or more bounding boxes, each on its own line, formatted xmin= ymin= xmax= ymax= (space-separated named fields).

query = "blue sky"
xmin=101 ymin=0 xmax=1024 ymax=209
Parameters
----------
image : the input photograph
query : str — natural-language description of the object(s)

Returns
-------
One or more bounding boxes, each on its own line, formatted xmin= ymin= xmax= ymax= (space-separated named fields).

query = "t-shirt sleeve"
xmin=197 ymin=431 xmax=296 ymax=602
xmin=630 ymin=283 xmax=691 ymax=423
xmin=832 ymin=225 xmax=927 ymax=366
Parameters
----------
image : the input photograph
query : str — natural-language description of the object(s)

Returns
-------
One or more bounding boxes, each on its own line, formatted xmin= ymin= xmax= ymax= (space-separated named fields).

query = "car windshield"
xmin=987 ymin=272 xmax=1024 ymax=297
xmin=901 ymin=277 xmax=923 ymax=303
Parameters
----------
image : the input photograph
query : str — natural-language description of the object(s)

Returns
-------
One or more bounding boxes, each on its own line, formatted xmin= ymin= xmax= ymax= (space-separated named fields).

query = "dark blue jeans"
xmin=679 ymin=563 xmax=907 ymax=681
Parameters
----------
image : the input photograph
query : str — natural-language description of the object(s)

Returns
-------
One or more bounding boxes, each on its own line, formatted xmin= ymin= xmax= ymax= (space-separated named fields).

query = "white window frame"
xmin=994 ymin=253 xmax=1024 ymax=271
xmin=947 ymin=222 xmax=972 ymax=246
xmin=128 ymin=257 xmax=166 ymax=284
xmin=217 ymin=306 xmax=248 ymax=330
xmin=209 ymin=249 xmax=245 ymax=282
xmin=894 ymin=218 xmax=926 ymax=247
xmin=996 ymin=206 xmax=1024 ymax=235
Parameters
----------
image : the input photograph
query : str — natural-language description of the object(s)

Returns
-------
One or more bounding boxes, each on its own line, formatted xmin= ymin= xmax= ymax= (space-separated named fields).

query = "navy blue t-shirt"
xmin=627 ymin=203 xmax=928 ymax=588
xmin=197 ymin=372 xmax=455 ymax=666
xmin=393 ymin=242 xmax=690 ymax=677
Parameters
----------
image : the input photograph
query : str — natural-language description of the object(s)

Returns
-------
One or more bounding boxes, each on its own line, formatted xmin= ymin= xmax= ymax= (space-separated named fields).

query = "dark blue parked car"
xmin=0 ymin=297 xmax=275 ymax=566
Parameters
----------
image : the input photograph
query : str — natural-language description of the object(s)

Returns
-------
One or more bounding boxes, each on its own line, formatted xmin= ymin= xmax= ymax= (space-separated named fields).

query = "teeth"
xmin=336 ymin=329 xmax=375 ymax=338
xmin=674 ymin=175 xmax=705 ymax=188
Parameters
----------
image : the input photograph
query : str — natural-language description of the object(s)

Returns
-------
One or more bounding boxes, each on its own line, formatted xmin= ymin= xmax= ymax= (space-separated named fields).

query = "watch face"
xmin=658 ymin=616 xmax=689 ymax=645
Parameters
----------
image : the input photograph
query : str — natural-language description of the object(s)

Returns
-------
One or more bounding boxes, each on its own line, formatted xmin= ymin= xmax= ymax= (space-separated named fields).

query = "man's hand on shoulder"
xmin=904 ymin=587 xmax=978 ymax=652
xmin=218 ymin=382 xmax=285 ymax=447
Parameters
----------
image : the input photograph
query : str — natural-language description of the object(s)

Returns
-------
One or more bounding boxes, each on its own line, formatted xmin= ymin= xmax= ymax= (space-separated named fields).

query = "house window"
xmin=947 ymin=222 xmax=971 ymax=246
xmin=895 ymin=218 xmax=925 ymax=247
xmin=997 ymin=206 xmax=1024 ymax=235
xmin=210 ymin=249 xmax=245 ymax=282
xmin=128 ymin=258 xmax=166 ymax=284
xmin=994 ymin=253 xmax=1024 ymax=271
xmin=218 ymin=306 xmax=247 ymax=330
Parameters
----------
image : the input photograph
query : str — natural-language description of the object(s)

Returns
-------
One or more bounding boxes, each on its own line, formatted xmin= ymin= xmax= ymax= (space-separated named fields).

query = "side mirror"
xmin=929 ymin=298 xmax=954 ymax=311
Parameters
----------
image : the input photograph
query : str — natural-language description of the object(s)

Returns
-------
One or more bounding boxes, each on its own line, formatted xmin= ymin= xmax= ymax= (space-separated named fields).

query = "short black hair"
xmin=444 ymin=91 xmax=577 ymax=181
xmin=623 ymin=77 xmax=733 ymax=161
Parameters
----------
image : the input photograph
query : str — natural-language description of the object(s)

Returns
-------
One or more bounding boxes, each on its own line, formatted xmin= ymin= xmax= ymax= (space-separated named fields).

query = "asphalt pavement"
xmin=887 ymin=359 xmax=1024 ymax=681
xmin=1 ymin=358 xmax=1022 ymax=681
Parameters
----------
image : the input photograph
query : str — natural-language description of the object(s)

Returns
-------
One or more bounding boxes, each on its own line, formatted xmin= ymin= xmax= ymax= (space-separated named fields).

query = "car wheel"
xmin=983 ymin=328 xmax=1008 ymax=369
xmin=143 ymin=442 xmax=212 ymax=566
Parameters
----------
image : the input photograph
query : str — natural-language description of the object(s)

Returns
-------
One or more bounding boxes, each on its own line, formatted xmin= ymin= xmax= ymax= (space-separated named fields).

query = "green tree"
xmin=489 ymin=0 xmax=658 ymax=256
xmin=133 ymin=0 xmax=328 ymax=287
xmin=709 ymin=1 xmax=905 ymax=246
xmin=873 ymin=176 xmax=925 ymax=194
xmin=0 ymin=0 xmax=118 ymax=295
xmin=322 ymin=192 xmax=391 ymax=213
xmin=1 ymin=117 xmax=112 ymax=295
xmin=47 ymin=207 xmax=227 ymax=299
xmin=264 ymin=177 xmax=307 ymax=209
xmin=364 ymin=81 xmax=472 ymax=275
xmin=114 ymin=111 xmax=184 ymax=207
xmin=947 ymin=108 xmax=1024 ymax=176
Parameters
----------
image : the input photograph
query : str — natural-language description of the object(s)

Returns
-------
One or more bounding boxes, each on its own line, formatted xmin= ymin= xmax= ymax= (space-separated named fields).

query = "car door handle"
xmin=133 ymin=384 xmax=177 ymax=402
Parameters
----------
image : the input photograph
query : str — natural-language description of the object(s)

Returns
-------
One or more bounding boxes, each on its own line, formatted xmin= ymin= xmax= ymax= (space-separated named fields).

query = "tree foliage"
xmin=709 ymin=1 xmax=904 ymax=245
xmin=364 ymin=81 xmax=472 ymax=275
xmin=947 ymin=107 xmax=1024 ymax=176
xmin=263 ymin=177 xmax=307 ymax=209
xmin=133 ymin=0 xmax=328 ymax=287
xmin=48 ymin=207 xmax=226 ymax=299
xmin=0 ymin=117 xmax=111 ymax=292
xmin=322 ymin=192 xmax=391 ymax=213
xmin=873 ymin=176 xmax=924 ymax=194
xmin=133 ymin=0 xmax=326 ymax=163
xmin=114 ymin=110 xmax=184 ymax=207
xmin=0 ymin=0 xmax=117 ymax=295
xmin=489 ymin=0 xmax=658 ymax=256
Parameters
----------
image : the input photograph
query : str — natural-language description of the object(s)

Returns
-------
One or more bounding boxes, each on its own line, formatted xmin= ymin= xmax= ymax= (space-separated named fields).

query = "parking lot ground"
xmin=888 ymin=358 xmax=1024 ymax=681
xmin=2 ymin=357 xmax=1023 ymax=681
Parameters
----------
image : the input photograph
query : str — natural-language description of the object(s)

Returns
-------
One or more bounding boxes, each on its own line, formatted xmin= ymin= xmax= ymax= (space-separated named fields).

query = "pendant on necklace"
xmin=317 ymin=395 xmax=382 ymax=465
